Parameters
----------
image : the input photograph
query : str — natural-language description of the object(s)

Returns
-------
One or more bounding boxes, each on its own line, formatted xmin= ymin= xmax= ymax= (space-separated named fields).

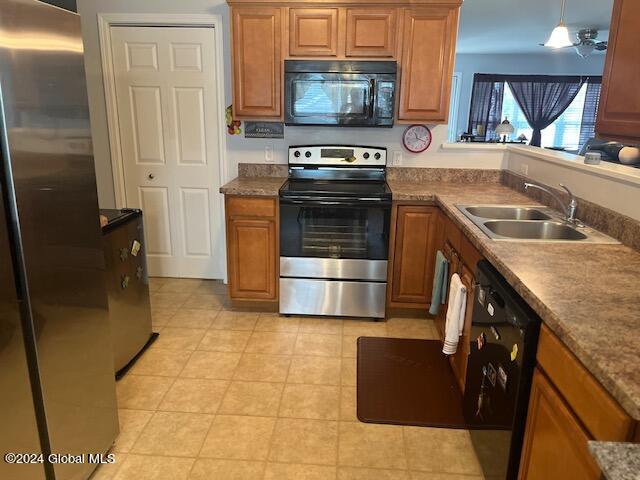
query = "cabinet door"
xmin=518 ymin=369 xmax=601 ymax=480
xmin=398 ymin=7 xmax=459 ymax=123
xmin=289 ymin=8 xmax=338 ymax=57
xmin=232 ymin=7 xmax=282 ymax=117
xmin=596 ymin=0 xmax=640 ymax=141
xmin=227 ymin=218 xmax=277 ymax=300
xmin=449 ymin=262 xmax=475 ymax=392
xmin=345 ymin=8 xmax=397 ymax=57
xmin=391 ymin=206 xmax=438 ymax=306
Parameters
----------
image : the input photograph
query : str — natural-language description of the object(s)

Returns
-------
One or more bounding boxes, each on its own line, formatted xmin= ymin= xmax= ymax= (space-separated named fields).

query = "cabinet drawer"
xmin=226 ymin=196 xmax=277 ymax=218
xmin=537 ymin=325 xmax=633 ymax=441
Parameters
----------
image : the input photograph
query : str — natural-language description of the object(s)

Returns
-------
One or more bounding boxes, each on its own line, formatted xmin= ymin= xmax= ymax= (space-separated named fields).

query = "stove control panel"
xmin=288 ymin=145 xmax=387 ymax=166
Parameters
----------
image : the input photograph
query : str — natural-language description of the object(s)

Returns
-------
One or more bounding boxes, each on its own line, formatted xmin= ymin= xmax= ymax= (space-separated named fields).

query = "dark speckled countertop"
xmin=220 ymin=174 xmax=640 ymax=420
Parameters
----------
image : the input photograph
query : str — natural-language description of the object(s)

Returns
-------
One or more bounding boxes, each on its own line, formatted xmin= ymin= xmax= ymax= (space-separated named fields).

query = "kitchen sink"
xmin=483 ymin=220 xmax=588 ymax=241
xmin=456 ymin=204 xmax=620 ymax=244
xmin=463 ymin=206 xmax=551 ymax=221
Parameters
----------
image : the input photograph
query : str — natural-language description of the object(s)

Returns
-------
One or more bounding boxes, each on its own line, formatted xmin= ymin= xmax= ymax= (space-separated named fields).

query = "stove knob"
xmin=305 ymin=151 xmax=312 ymax=158
xmin=363 ymin=152 xmax=370 ymax=159
xmin=374 ymin=152 xmax=381 ymax=160
xmin=294 ymin=150 xmax=301 ymax=158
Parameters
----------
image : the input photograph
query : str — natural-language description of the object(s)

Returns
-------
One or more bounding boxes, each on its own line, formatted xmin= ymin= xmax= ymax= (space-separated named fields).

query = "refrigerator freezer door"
xmin=0 ymin=1 xmax=119 ymax=479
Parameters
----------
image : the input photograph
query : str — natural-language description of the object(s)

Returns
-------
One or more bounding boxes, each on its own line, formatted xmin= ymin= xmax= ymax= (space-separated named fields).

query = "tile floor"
xmin=93 ymin=277 xmax=485 ymax=480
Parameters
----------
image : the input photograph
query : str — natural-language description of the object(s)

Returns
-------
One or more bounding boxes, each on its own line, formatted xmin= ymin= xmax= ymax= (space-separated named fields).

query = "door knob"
xmin=148 ymin=173 xmax=155 ymax=180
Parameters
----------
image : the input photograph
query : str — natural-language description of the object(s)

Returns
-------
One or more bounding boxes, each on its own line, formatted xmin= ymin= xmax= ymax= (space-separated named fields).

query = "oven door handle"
xmin=280 ymin=197 xmax=391 ymax=207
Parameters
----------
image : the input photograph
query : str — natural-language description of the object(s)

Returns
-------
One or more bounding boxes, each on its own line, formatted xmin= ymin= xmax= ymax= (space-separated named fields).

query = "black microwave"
xmin=284 ymin=60 xmax=396 ymax=127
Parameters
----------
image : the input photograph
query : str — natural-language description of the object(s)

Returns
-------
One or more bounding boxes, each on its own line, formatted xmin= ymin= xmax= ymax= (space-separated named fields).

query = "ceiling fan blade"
xmin=595 ymin=42 xmax=608 ymax=50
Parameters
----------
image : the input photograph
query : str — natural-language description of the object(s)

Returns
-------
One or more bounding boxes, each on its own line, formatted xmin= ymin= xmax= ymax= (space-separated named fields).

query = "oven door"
xmin=279 ymin=197 xmax=391 ymax=260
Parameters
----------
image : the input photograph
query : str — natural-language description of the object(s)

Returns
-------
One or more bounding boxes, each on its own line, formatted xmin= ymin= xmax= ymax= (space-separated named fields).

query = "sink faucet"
xmin=524 ymin=182 xmax=578 ymax=224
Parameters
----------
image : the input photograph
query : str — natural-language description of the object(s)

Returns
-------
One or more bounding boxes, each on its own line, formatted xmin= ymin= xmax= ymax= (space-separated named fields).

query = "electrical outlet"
xmin=520 ymin=163 xmax=529 ymax=175
xmin=392 ymin=151 xmax=403 ymax=166
xmin=264 ymin=145 xmax=274 ymax=163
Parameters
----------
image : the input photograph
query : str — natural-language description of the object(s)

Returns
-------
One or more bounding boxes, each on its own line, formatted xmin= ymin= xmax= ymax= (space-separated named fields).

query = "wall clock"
xmin=402 ymin=124 xmax=432 ymax=153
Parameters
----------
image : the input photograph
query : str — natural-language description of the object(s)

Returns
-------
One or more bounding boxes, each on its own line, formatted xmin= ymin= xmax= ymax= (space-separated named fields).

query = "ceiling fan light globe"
xmin=576 ymin=43 xmax=595 ymax=58
xmin=545 ymin=24 xmax=574 ymax=48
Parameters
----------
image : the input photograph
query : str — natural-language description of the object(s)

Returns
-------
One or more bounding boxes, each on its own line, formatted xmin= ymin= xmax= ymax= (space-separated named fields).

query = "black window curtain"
xmin=506 ymin=75 xmax=586 ymax=147
xmin=467 ymin=74 xmax=504 ymax=140
xmin=579 ymin=77 xmax=602 ymax=148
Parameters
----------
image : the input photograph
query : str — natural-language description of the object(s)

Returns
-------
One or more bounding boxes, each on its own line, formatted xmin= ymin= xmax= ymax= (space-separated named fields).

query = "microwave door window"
xmin=292 ymin=80 xmax=370 ymax=118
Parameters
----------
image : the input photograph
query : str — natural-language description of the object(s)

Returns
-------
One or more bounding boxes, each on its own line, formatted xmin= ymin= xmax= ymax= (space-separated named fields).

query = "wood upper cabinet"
xmin=518 ymin=369 xmax=601 ymax=480
xmin=231 ymin=7 xmax=282 ymax=118
xmin=289 ymin=8 xmax=339 ymax=56
xmin=596 ymin=0 xmax=640 ymax=141
xmin=390 ymin=205 xmax=438 ymax=307
xmin=398 ymin=7 xmax=459 ymax=123
xmin=345 ymin=8 xmax=397 ymax=57
xmin=225 ymin=196 xmax=278 ymax=301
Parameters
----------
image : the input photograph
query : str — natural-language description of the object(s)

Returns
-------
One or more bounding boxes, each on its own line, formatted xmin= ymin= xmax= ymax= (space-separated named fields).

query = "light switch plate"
xmin=264 ymin=145 xmax=274 ymax=163
xmin=392 ymin=151 xmax=402 ymax=166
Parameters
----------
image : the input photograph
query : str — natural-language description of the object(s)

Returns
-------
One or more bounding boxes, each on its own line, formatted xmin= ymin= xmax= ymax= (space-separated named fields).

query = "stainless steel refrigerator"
xmin=0 ymin=1 xmax=119 ymax=479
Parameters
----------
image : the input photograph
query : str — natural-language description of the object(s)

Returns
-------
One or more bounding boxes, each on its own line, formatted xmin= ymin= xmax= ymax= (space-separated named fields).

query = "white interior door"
xmin=110 ymin=26 xmax=224 ymax=279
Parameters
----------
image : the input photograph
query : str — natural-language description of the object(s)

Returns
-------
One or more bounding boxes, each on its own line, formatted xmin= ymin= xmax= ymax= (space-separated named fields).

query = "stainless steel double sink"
xmin=457 ymin=205 xmax=619 ymax=243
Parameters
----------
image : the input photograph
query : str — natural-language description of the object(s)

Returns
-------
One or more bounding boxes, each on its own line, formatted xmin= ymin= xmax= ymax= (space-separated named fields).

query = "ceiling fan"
xmin=540 ymin=0 xmax=608 ymax=58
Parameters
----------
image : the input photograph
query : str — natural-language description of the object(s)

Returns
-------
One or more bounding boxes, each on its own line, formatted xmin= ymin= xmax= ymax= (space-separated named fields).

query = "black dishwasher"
xmin=463 ymin=260 xmax=541 ymax=480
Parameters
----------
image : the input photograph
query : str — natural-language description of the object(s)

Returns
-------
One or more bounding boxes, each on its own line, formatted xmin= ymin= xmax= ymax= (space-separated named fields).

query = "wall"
xmin=77 ymin=0 xmax=505 ymax=208
xmin=452 ymin=53 xmax=606 ymax=138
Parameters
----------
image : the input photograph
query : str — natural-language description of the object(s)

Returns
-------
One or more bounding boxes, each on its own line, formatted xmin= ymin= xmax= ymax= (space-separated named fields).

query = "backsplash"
xmin=502 ymin=170 xmax=640 ymax=251
xmin=238 ymin=163 xmax=288 ymax=177
xmin=387 ymin=167 xmax=502 ymax=183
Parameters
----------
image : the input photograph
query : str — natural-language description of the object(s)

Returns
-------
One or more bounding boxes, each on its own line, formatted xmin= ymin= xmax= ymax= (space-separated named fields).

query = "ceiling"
xmin=456 ymin=0 xmax=614 ymax=55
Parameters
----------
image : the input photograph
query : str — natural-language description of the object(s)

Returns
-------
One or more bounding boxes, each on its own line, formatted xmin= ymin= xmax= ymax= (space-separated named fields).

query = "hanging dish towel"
xmin=443 ymin=273 xmax=467 ymax=355
xmin=428 ymin=250 xmax=449 ymax=315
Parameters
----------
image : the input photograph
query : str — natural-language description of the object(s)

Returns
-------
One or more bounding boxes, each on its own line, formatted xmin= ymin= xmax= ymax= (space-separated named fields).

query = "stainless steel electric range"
xmin=279 ymin=145 xmax=391 ymax=318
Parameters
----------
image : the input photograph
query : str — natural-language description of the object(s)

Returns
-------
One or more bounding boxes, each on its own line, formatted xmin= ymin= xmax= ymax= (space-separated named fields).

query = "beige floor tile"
xmin=158 ymin=378 xmax=229 ymax=414
xmin=150 ymin=292 xmax=190 ymax=309
xmin=233 ymin=353 xmax=291 ymax=382
xmin=154 ymin=328 xmax=206 ymax=351
xmin=386 ymin=318 xmax=437 ymax=340
xmin=180 ymin=351 xmax=241 ymax=380
xmin=197 ymin=329 xmax=251 ymax=353
xmin=218 ymin=381 xmax=284 ymax=416
xmin=341 ymin=358 xmax=357 ymax=386
xmin=113 ymin=454 xmax=194 ymax=480
xmin=114 ymin=409 xmax=154 ymax=452
xmin=200 ymin=415 xmax=276 ymax=460
xmin=183 ymin=294 xmax=227 ymax=310
xmin=338 ymin=467 xmax=410 ymax=480
xmin=130 ymin=348 xmax=191 ymax=377
xmin=158 ymin=278 xmax=203 ymax=294
xmin=131 ymin=411 xmax=213 ymax=457
xmin=299 ymin=317 xmax=344 ymax=335
xmin=265 ymin=463 xmax=337 ymax=480
xmin=295 ymin=334 xmax=342 ymax=357
xmin=339 ymin=422 xmax=407 ymax=469
xmin=409 ymin=473 xmax=485 ymax=480
xmin=343 ymin=320 xmax=387 ymax=337
xmin=194 ymin=280 xmax=228 ymax=295
xmin=168 ymin=309 xmax=219 ymax=329
xmin=116 ymin=375 xmax=174 ymax=410
xmin=255 ymin=313 xmax=301 ymax=333
xmin=211 ymin=311 xmax=259 ymax=331
xmin=279 ymin=384 xmax=340 ymax=420
xmin=245 ymin=331 xmax=297 ymax=355
xmin=189 ymin=459 xmax=265 ymax=480
xmin=403 ymin=427 xmax=482 ymax=475
xmin=342 ymin=336 xmax=358 ymax=358
xmin=148 ymin=277 xmax=168 ymax=292
xmin=151 ymin=309 xmax=176 ymax=328
xmin=269 ymin=418 xmax=338 ymax=466
xmin=287 ymin=356 xmax=342 ymax=385
xmin=91 ymin=453 xmax=128 ymax=480
xmin=340 ymin=386 xmax=357 ymax=422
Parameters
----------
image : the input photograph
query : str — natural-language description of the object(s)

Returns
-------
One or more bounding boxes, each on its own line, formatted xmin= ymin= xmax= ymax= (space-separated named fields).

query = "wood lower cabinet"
xmin=398 ymin=6 xmax=459 ymax=123
xmin=596 ymin=0 xmax=640 ymax=141
xmin=518 ymin=369 xmax=601 ymax=480
xmin=345 ymin=8 xmax=397 ymax=57
xmin=225 ymin=196 xmax=278 ymax=302
xmin=231 ymin=7 xmax=282 ymax=118
xmin=289 ymin=8 xmax=339 ymax=56
xmin=389 ymin=205 xmax=439 ymax=308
